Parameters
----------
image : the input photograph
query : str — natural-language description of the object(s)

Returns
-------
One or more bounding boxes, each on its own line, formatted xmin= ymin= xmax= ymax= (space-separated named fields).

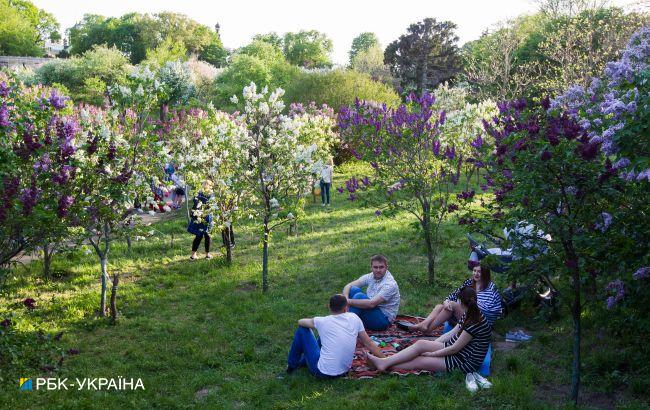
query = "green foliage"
xmin=349 ymin=32 xmax=379 ymax=65
xmin=212 ymin=53 xmax=299 ymax=111
xmin=68 ymin=12 xmax=225 ymax=65
xmin=463 ymin=8 xmax=648 ymax=100
xmin=350 ymin=44 xmax=395 ymax=86
xmin=283 ymin=30 xmax=333 ymax=68
xmin=35 ymin=45 xmax=131 ymax=105
xmin=284 ymin=69 xmax=401 ymax=112
xmin=144 ymin=37 xmax=188 ymax=68
xmin=385 ymin=18 xmax=462 ymax=94
xmin=0 ymin=0 xmax=60 ymax=56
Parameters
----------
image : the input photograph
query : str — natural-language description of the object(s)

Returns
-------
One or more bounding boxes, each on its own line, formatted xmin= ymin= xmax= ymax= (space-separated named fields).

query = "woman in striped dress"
xmin=366 ymin=287 xmax=491 ymax=373
xmin=406 ymin=264 xmax=501 ymax=334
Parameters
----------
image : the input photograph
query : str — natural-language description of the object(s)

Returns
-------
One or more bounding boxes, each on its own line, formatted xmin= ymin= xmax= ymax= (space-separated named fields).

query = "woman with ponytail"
xmin=404 ymin=264 xmax=501 ymax=334
xmin=366 ymin=287 xmax=492 ymax=374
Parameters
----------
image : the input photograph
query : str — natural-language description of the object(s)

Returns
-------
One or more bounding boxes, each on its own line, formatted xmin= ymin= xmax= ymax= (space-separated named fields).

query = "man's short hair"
xmin=329 ymin=294 xmax=348 ymax=312
xmin=370 ymin=254 xmax=388 ymax=266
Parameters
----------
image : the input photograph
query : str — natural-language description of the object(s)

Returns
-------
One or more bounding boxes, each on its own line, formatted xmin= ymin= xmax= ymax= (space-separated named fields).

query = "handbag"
xmin=187 ymin=220 xmax=205 ymax=235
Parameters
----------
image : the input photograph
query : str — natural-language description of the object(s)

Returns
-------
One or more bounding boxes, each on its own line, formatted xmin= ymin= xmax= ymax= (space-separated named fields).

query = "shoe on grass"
xmin=465 ymin=373 xmax=479 ymax=393
xmin=472 ymin=372 xmax=492 ymax=389
xmin=515 ymin=330 xmax=532 ymax=340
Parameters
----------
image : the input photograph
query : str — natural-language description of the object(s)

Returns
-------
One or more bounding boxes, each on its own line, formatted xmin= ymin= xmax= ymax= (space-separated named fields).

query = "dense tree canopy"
xmin=282 ymin=30 xmax=334 ymax=68
xmin=385 ymin=18 xmax=462 ymax=95
xmin=67 ymin=12 xmax=226 ymax=66
xmin=349 ymin=32 xmax=379 ymax=65
xmin=0 ymin=0 xmax=60 ymax=56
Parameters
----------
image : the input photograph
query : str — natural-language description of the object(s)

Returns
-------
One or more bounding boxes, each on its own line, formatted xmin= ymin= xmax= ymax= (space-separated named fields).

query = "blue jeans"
xmin=320 ymin=180 xmax=331 ymax=204
xmin=348 ymin=286 xmax=390 ymax=330
xmin=287 ymin=327 xmax=342 ymax=378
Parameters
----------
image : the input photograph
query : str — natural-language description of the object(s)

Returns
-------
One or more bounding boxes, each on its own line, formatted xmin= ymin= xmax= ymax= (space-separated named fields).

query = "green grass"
xmin=1 ymin=168 xmax=647 ymax=409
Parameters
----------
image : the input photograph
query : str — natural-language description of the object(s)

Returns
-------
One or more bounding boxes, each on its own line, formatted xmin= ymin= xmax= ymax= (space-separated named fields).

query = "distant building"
xmin=44 ymin=41 xmax=65 ymax=57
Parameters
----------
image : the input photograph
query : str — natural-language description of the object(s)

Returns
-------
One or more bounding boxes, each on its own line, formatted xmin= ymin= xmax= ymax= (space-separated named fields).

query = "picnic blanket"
xmin=350 ymin=314 xmax=444 ymax=379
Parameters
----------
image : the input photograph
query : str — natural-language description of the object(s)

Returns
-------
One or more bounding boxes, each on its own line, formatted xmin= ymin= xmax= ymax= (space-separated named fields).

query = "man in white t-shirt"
xmin=286 ymin=294 xmax=385 ymax=377
xmin=342 ymin=254 xmax=401 ymax=330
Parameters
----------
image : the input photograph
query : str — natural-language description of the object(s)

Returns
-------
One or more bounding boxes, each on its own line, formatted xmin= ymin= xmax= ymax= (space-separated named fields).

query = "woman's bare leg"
xmin=411 ymin=304 xmax=445 ymax=332
xmin=390 ymin=356 xmax=447 ymax=372
xmin=367 ymin=340 xmax=444 ymax=372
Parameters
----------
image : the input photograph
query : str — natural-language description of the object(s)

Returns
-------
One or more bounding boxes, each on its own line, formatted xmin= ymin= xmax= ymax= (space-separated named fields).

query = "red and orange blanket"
xmin=350 ymin=315 xmax=443 ymax=379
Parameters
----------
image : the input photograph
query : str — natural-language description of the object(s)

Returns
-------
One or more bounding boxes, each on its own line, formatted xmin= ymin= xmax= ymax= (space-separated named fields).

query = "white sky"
xmin=32 ymin=0 xmax=643 ymax=65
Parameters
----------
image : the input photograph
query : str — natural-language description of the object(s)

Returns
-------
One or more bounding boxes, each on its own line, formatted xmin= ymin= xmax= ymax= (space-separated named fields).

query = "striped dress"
xmin=444 ymin=313 xmax=492 ymax=373
xmin=447 ymin=279 xmax=502 ymax=326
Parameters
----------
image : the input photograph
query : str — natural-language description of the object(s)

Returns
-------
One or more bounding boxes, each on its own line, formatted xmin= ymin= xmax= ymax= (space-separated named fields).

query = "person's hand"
xmin=443 ymin=300 xmax=453 ymax=312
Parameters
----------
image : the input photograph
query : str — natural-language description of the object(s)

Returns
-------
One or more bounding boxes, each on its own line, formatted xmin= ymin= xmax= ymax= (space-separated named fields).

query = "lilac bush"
xmin=338 ymin=93 xmax=477 ymax=284
xmin=0 ymin=74 xmax=82 ymax=277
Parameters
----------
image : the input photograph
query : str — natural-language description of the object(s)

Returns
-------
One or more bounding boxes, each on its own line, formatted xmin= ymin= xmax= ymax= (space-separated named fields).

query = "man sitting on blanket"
xmin=342 ymin=254 xmax=401 ymax=331
xmin=287 ymin=294 xmax=385 ymax=377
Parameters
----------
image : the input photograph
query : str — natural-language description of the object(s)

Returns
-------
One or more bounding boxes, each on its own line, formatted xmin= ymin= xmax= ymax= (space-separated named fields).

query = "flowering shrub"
xmin=338 ymin=92 xmax=477 ymax=284
xmin=231 ymin=83 xmax=318 ymax=291
xmin=163 ymin=107 xmax=251 ymax=262
xmin=0 ymin=74 xmax=82 ymax=275
xmin=474 ymin=94 xmax=647 ymax=402
xmin=551 ymin=27 xmax=649 ymax=181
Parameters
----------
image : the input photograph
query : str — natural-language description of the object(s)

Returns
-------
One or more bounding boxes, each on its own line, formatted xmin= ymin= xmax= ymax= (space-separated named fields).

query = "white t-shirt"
xmin=320 ymin=165 xmax=333 ymax=184
xmin=313 ymin=312 xmax=365 ymax=375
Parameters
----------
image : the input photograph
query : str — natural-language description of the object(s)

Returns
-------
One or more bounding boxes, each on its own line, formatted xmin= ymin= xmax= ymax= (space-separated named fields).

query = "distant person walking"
xmin=320 ymin=158 xmax=334 ymax=207
xmin=189 ymin=180 xmax=214 ymax=260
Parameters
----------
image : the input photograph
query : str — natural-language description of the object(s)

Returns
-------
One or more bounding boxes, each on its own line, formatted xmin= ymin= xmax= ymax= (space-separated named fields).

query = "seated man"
xmin=286 ymin=294 xmax=384 ymax=377
xmin=342 ymin=254 xmax=401 ymax=331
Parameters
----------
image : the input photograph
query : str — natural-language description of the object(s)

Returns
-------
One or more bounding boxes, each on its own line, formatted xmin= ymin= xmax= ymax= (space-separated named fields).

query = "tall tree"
xmin=67 ymin=12 xmax=226 ymax=66
xmin=349 ymin=32 xmax=379 ymax=65
xmin=283 ymin=30 xmax=333 ymax=68
xmin=0 ymin=0 xmax=60 ymax=56
xmin=384 ymin=18 xmax=462 ymax=95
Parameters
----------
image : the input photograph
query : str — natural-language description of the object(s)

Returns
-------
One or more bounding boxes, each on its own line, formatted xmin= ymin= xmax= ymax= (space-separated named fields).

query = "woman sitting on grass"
xmin=366 ymin=287 xmax=491 ymax=374
xmin=405 ymin=264 xmax=501 ymax=334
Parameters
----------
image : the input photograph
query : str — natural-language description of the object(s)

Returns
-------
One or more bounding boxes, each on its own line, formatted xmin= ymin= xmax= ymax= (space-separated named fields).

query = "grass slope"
xmin=1 ymin=167 xmax=647 ymax=409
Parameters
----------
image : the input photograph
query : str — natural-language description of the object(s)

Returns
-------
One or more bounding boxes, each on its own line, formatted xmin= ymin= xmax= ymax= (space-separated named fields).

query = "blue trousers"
xmin=349 ymin=286 xmax=390 ymax=330
xmin=287 ymin=327 xmax=337 ymax=378
xmin=320 ymin=180 xmax=331 ymax=204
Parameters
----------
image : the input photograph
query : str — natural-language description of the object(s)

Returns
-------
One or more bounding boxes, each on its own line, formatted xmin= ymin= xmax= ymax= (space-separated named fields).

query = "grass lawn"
xmin=1 ymin=166 xmax=647 ymax=409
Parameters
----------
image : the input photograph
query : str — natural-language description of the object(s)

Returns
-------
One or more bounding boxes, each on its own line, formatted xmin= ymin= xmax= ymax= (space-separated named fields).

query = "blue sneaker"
xmin=515 ymin=330 xmax=532 ymax=340
xmin=505 ymin=331 xmax=532 ymax=342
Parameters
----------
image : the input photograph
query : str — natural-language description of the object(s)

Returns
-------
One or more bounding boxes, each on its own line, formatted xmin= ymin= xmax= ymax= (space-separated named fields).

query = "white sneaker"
xmin=472 ymin=372 xmax=492 ymax=389
xmin=465 ymin=373 xmax=479 ymax=393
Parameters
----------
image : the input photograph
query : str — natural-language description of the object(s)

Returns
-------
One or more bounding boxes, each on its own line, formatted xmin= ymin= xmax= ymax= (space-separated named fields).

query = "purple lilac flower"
xmin=57 ymin=195 xmax=74 ymax=218
xmin=541 ymin=150 xmax=552 ymax=161
xmin=34 ymin=153 xmax=52 ymax=172
xmin=447 ymin=203 xmax=459 ymax=212
xmin=470 ymin=136 xmax=483 ymax=149
xmin=456 ymin=190 xmax=475 ymax=201
xmin=612 ymin=158 xmax=631 ymax=170
xmin=0 ymin=103 xmax=10 ymax=127
xmin=48 ymin=90 xmax=67 ymax=110
xmin=0 ymin=81 xmax=9 ymax=97
xmin=23 ymin=298 xmax=36 ymax=309
xmin=594 ymin=212 xmax=612 ymax=233
xmin=636 ymin=169 xmax=650 ymax=182
xmin=633 ymin=267 xmax=650 ymax=280
xmin=375 ymin=210 xmax=382 ymax=216
xmin=605 ymin=279 xmax=626 ymax=309
xmin=337 ymin=187 xmax=344 ymax=193
xmin=20 ymin=186 xmax=40 ymax=216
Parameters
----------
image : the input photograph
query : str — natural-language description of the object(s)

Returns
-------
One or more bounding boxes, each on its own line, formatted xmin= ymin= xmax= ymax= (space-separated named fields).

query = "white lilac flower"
xmin=230 ymin=95 xmax=239 ymax=104
xmin=269 ymin=198 xmax=279 ymax=208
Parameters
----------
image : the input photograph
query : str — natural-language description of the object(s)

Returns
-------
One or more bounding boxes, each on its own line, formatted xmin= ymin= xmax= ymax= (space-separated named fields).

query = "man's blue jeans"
xmin=349 ymin=286 xmax=391 ymax=330
xmin=287 ymin=327 xmax=340 ymax=378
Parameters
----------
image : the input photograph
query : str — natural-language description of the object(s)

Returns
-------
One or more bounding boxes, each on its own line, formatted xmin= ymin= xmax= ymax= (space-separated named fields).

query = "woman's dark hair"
xmin=474 ymin=264 xmax=491 ymax=290
xmin=472 ymin=264 xmax=492 ymax=290
xmin=459 ymin=286 xmax=483 ymax=328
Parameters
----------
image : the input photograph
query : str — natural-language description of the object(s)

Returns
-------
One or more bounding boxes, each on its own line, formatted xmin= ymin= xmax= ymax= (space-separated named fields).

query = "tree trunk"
xmin=570 ymin=260 xmax=582 ymax=404
xmin=262 ymin=221 xmax=270 ymax=292
xmin=184 ymin=185 xmax=191 ymax=223
xmin=421 ymin=203 xmax=435 ymax=285
xmin=43 ymin=241 xmax=53 ymax=278
xmin=110 ymin=274 xmax=119 ymax=325
xmin=126 ymin=235 xmax=132 ymax=253
xmin=100 ymin=256 xmax=108 ymax=317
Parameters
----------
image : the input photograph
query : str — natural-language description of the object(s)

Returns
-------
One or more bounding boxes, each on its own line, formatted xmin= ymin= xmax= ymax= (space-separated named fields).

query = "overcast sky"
xmin=32 ymin=0 xmax=644 ymax=65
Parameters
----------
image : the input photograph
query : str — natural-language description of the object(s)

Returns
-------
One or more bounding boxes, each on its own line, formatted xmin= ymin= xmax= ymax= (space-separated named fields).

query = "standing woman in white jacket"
xmin=320 ymin=157 xmax=334 ymax=207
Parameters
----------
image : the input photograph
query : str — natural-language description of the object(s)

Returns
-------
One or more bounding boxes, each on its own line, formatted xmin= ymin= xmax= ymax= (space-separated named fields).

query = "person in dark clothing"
xmin=189 ymin=181 xmax=214 ymax=260
xmin=221 ymin=225 xmax=235 ymax=248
